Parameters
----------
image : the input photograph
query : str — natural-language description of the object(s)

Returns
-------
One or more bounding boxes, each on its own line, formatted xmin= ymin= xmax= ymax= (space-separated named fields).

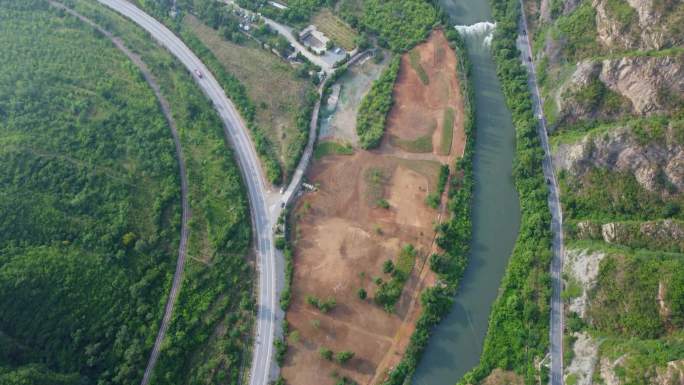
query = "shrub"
xmin=275 ymin=338 xmax=288 ymax=365
xmin=306 ymin=295 xmax=337 ymax=313
xmin=336 ymin=351 xmax=355 ymax=364
xmin=319 ymin=347 xmax=333 ymax=361
xmin=275 ymin=236 xmax=287 ymax=250
xmin=425 ymin=192 xmax=440 ymax=208
xmin=383 ymin=260 xmax=395 ymax=274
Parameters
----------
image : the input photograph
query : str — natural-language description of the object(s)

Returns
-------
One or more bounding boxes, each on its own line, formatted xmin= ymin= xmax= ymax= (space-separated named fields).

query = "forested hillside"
xmin=0 ymin=1 xmax=254 ymax=384
xmin=0 ymin=1 xmax=180 ymax=383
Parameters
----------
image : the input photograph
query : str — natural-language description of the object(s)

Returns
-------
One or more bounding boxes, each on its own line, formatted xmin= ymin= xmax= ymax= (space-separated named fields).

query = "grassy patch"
xmin=605 ymin=0 xmax=637 ymax=29
xmin=440 ymin=107 xmax=455 ymax=155
xmin=597 ymin=332 xmax=684 ymax=384
xmin=561 ymin=277 xmax=583 ymax=301
xmin=364 ymin=167 xmax=388 ymax=204
xmin=312 ymin=9 xmax=358 ymax=50
xmin=408 ymin=49 xmax=429 ymax=85
xmin=559 ymin=168 xmax=684 ymax=222
xmin=184 ymin=14 xmax=315 ymax=180
xmin=313 ymin=140 xmax=354 ymax=159
xmin=555 ymin=2 xmax=599 ymax=60
xmin=390 ymin=134 xmax=433 ymax=153
xmin=589 ymin=253 xmax=684 ymax=338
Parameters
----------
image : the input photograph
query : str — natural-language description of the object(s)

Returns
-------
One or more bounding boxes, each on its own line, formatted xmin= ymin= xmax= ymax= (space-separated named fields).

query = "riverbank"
xmin=411 ymin=0 xmax=524 ymax=382
xmin=457 ymin=0 xmax=554 ymax=383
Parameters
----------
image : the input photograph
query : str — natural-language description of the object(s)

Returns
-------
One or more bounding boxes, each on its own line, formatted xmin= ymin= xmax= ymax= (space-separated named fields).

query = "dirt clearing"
xmin=282 ymin=30 xmax=466 ymax=385
xmin=384 ymin=29 xmax=465 ymax=160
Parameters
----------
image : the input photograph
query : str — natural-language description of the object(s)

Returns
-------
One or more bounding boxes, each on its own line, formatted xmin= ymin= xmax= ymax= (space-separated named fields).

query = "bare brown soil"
xmin=384 ymin=29 xmax=466 ymax=160
xmin=282 ymin=30 xmax=466 ymax=385
xmin=479 ymin=369 xmax=525 ymax=385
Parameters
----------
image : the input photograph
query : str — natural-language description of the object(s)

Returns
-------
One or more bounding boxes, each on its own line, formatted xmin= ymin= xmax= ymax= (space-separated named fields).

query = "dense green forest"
xmin=60 ymin=1 xmax=255 ymax=383
xmin=338 ymin=0 xmax=438 ymax=51
xmin=1 ymin=1 xmax=255 ymax=384
xmin=0 ymin=1 xmax=180 ymax=383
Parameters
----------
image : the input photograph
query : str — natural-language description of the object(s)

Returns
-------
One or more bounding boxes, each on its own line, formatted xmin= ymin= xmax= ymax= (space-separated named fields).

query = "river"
xmin=411 ymin=0 xmax=521 ymax=384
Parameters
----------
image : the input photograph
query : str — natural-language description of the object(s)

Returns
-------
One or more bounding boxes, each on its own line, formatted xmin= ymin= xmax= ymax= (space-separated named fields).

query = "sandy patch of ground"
xmin=384 ymin=29 xmax=466 ymax=160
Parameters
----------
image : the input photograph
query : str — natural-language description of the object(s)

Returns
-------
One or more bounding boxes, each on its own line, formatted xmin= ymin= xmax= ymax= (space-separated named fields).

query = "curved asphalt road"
xmin=52 ymin=2 xmax=193 ymax=383
xmin=516 ymin=3 xmax=565 ymax=384
xmin=94 ymin=1 xmax=278 ymax=385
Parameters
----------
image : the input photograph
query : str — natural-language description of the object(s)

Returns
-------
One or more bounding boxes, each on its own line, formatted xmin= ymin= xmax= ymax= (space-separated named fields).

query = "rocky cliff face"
xmin=571 ymin=219 xmax=684 ymax=252
xmin=593 ymin=0 xmax=684 ymax=50
xmin=556 ymin=55 xmax=684 ymax=123
xmin=600 ymin=55 xmax=684 ymax=115
xmin=553 ymin=124 xmax=684 ymax=194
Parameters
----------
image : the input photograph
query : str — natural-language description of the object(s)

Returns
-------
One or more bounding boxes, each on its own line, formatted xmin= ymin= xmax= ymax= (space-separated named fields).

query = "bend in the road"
xmin=51 ymin=2 xmax=193 ymax=384
xmin=92 ymin=2 xmax=279 ymax=385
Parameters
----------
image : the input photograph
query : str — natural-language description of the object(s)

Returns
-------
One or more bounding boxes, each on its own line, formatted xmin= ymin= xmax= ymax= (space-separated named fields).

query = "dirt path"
xmin=49 ymin=3 xmax=191 ymax=384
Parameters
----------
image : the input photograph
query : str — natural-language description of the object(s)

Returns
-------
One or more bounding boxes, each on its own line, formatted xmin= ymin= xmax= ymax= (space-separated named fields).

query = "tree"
xmin=336 ymin=351 xmax=354 ymax=364
xmin=357 ymin=288 xmax=367 ymax=300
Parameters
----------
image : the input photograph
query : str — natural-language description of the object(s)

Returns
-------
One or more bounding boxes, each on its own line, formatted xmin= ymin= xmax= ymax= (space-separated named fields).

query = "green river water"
xmin=412 ymin=0 xmax=521 ymax=383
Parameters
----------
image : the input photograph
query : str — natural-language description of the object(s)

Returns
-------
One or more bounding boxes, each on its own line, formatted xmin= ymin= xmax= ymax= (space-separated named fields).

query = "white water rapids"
xmin=454 ymin=21 xmax=496 ymax=47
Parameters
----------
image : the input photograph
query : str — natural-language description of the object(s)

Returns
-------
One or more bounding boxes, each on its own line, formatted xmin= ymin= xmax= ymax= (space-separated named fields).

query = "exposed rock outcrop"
xmin=599 ymin=55 xmax=684 ymax=116
xmin=563 ymin=0 xmax=582 ymax=15
xmin=565 ymin=331 xmax=599 ymax=385
xmin=553 ymin=124 xmax=684 ymax=193
xmin=593 ymin=0 xmax=683 ymax=50
xmin=600 ymin=355 xmax=628 ymax=385
xmin=558 ymin=55 xmax=684 ymax=122
xmin=564 ymin=248 xmax=606 ymax=317
xmin=655 ymin=360 xmax=684 ymax=385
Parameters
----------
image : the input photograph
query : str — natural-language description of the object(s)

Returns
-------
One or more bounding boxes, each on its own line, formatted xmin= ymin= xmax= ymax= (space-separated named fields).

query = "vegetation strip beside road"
xmin=49 ymin=3 xmax=193 ymax=383
xmin=458 ymin=0 xmax=554 ymax=383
